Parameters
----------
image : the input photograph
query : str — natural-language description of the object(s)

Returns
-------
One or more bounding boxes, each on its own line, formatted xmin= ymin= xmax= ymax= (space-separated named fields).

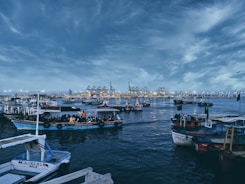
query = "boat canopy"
xmin=216 ymin=116 xmax=245 ymax=123
xmin=0 ymin=134 xmax=45 ymax=149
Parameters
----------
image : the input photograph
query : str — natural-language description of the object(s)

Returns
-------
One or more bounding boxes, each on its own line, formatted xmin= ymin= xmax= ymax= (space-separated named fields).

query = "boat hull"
xmin=171 ymin=129 xmax=193 ymax=146
xmin=192 ymin=138 xmax=224 ymax=154
xmin=12 ymin=119 xmax=122 ymax=131
xmin=11 ymin=150 xmax=70 ymax=174
xmin=219 ymin=150 xmax=245 ymax=174
xmin=0 ymin=134 xmax=71 ymax=183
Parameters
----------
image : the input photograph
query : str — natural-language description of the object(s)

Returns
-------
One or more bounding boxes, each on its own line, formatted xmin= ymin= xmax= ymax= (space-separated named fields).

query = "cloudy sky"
xmin=1 ymin=0 xmax=245 ymax=93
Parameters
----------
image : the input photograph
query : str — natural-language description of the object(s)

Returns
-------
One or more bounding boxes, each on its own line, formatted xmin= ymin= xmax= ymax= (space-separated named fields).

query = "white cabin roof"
xmin=0 ymin=134 xmax=46 ymax=149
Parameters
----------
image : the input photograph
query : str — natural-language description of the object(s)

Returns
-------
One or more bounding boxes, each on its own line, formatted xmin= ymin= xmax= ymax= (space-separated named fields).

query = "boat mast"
xmin=35 ymin=93 xmax=40 ymax=136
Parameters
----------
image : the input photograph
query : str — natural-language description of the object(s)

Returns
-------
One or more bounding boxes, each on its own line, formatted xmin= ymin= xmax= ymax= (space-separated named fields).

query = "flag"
xmin=177 ymin=105 xmax=182 ymax=111
xmin=237 ymin=93 xmax=240 ymax=101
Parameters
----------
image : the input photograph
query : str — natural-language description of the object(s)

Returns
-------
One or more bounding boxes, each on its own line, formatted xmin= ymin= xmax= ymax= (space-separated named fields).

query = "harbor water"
xmin=0 ymin=97 xmax=244 ymax=184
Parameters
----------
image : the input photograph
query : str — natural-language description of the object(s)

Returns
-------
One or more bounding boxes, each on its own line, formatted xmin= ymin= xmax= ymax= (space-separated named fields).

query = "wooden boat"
xmin=0 ymin=93 xmax=71 ymax=183
xmin=171 ymin=127 xmax=217 ymax=147
xmin=119 ymin=99 xmax=142 ymax=112
xmin=82 ymin=97 xmax=103 ymax=105
xmin=171 ymin=129 xmax=194 ymax=146
xmin=219 ymin=125 xmax=245 ymax=174
xmin=142 ymin=101 xmax=150 ymax=107
xmin=173 ymin=99 xmax=183 ymax=105
xmin=171 ymin=114 xmax=202 ymax=129
xmin=197 ymin=99 xmax=213 ymax=107
xmin=171 ymin=114 xmax=239 ymax=147
xmin=192 ymin=116 xmax=245 ymax=156
xmin=2 ymin=97 xmax=25 ymax=120
xmin=12 ymin=108 xmax=123 ymax=131
xmin=173 ymin=98 xmax=196 ymax=105
xmin=171 ymin=114 xmax=209 ymax=146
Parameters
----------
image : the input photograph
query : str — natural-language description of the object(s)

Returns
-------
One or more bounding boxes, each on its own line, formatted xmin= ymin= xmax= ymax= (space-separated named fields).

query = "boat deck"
xmin=41 ymin=167 xmax=113 ymax=184
xmin=14 ymin=150 xmax=70 ymax=163
xmin=0 ymin=173 xmax=26 ymax=184
xmin=232 ymin=151 xmax=245 ymax=157
xmin=0 ymin=134 xmax=42 ymax=149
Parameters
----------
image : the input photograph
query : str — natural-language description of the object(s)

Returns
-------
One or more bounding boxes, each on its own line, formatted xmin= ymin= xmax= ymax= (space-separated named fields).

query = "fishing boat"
xmin=197 ymin=99 xmax=213 ymax=107
xmin=2 ymin=97 xmax=25 ymax=120
xmin=173 ymin=97 xmax=196 ymax=105
xmin=171 ymin=114 xmax=207 ymax=146
xmin=12 ymin=108 xmax=123 ymax=131
xmin=82 ymin=97 xmax=103 ymax=105
xmin=171 ymin=129 xmax=194 ymax=146
xmin=0 ymin=94 xmax=71 ymax=183
xmin=120 ymin=99 xmax=142 ymax=112
xmin=171 ymin=113 xmax=239 ymax=147
xmin=193 ymin=116 xmax=245 ymax=156
xmin=142 ymin=101 xmax=150 ymax=107
xmin=219 ymin=125 xmax=245 ymax=174
xmin=171 ymin=114 xmax=202 ymax=129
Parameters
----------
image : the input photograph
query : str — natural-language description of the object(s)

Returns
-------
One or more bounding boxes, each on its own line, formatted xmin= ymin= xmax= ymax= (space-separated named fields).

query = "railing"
xmin=41 ymin=167 xmax=114 ymax=184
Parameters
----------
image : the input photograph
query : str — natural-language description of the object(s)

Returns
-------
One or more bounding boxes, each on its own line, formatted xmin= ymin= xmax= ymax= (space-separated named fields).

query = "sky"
xmin=1 ymin=0 xmax=245 ymax=94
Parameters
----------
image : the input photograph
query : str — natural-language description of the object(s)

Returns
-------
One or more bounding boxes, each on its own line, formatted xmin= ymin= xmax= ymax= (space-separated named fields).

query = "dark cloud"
xmin=0 ymin=0 xmax=245 ymax=93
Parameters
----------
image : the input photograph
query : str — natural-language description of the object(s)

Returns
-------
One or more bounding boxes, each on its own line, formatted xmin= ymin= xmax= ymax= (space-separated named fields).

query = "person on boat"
xmin=81 ymin=111 xmax=86 ymax=122
xmin=116 ymin=114 xmax=121 ymax=120
xmin=108 ymin=116 xmax=112 ymax=121
xmin=69 ymin=116 xmax=75 ymax=123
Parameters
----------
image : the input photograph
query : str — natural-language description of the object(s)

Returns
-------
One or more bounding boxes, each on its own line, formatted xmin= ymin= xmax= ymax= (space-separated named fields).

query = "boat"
xmin=192 ymin=116 xmax=245 ymax=156
xmin=97 ymin=100 xmax=111 ymax=108
xmin=133 ymin=98 xmax=142 ymax=111
xmin=171 ymin=129 xmax=194 ymax=146
xmin=0 ymin=94 xmax=71 ymax=183
xmin=2 ymin=95 xmax=61 ymax=120
xmin=62 ymin=97 xmax=76 ymax=104
xmin=171 ymin=114 xmax=207 ymax=146
xmin=142 ymin=101 xmax=150 ymax=107
xmin=12 ymin=108 xmax=123 ymax=131
xmin=0 ymin=134 xmax=71 ymax=183
xmin=182 ymin=100 xmax=196 ymax=105
xmin=173 ymin=97 xmax=196 ymax=105
xmin=171 ymin=113 xmax=239 ymax=147
xmin=40 ymin=167 xmax=113 ymax=184
xmin=2 ymin=97 xmax=25 ymax=120
xmin=82 ymin=97 xmax=103 ymax=105
xmin=171 ymin=114 xmax=202 ymax=129
xmin=120 ymin=99 xmax=142 ymax=112
xmin=173 ymin=99 xmax=183 ymax=105
xmin=219 ymin=125 xmax=245 ymax=174
xmin=197 ymin=99 xmax=213 ymax=107
xmin=171 ymin=127 xmax=217 ymax=147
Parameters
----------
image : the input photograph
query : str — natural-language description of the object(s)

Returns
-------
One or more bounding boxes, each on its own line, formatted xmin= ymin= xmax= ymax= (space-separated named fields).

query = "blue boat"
xmin=12 ymin=108 xmax=123 ymax=131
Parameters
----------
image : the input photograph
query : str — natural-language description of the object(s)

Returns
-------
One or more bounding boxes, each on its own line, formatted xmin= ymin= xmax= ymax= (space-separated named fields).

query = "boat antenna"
xmin=35 ymin=93 xmax=40 ymax=136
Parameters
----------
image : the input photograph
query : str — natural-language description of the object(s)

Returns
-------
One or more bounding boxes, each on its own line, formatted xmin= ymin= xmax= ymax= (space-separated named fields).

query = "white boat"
xmin=171 ymin=113 xmax=240 ymax=147
xmin=12 ymin=108 xmax=123 ymax=131
xmin=41 ymin=167 xmax=113 ymax=184
xmin=0 ymin=93 xmax=71 ymax=183
xmin=0 ymin=134 xmax=71 ymax=183
xmin=171 ymin=129 xmax=194 ymax=146
xmin=2 ymin=97 xmax=25 ymax=120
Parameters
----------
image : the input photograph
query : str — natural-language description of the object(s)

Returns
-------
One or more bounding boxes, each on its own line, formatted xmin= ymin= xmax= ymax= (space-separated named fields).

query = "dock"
xmin=41 ymin=167 xmax=114 ymax=184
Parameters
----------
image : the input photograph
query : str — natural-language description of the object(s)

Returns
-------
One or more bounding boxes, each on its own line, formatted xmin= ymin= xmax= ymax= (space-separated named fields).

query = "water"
xmin=0 ymin=97 xmax=244 ymax=184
